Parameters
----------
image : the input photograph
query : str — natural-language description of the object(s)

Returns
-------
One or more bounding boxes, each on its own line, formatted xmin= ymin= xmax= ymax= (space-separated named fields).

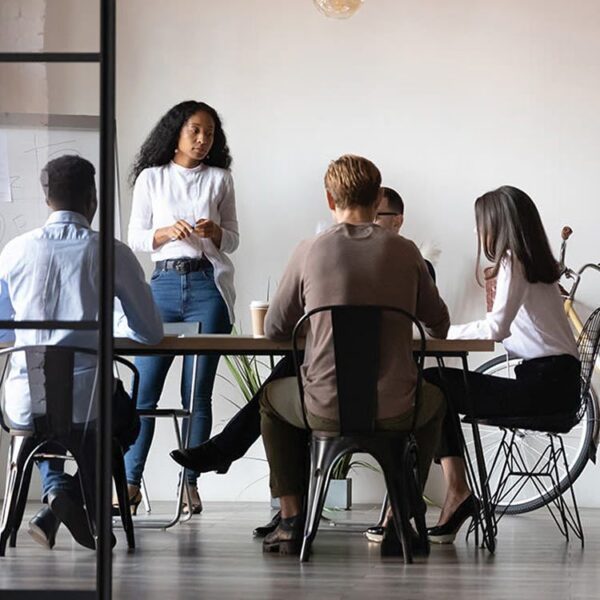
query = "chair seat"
xmin=138 ymin=408 xmax=190 ymax=418
xmin=462 ymin=412 xmax=579 ymax=435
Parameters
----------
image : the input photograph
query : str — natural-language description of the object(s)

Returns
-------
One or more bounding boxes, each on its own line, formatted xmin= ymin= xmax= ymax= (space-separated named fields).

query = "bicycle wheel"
xmin=461 ymin=355 xmax=597 ymax=515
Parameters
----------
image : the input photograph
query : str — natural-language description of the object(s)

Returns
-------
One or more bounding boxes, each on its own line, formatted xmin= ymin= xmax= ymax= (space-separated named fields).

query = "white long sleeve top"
xmin=128 ymin=162 xmax=239 ymax=322
xmin=448 ymin=257 xmax=578 ymax=361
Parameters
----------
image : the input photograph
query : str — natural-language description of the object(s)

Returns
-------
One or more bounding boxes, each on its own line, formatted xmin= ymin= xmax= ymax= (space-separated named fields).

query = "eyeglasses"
xmin=376 ymin=212 xmax=400 ymax=217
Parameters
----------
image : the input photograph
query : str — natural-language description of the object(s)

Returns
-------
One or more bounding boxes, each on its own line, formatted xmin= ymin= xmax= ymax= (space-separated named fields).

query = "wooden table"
xmin=114 ymin=335 xmax=494 ymax=356
xmin=114 ymin=334 xmax=497 ymax=551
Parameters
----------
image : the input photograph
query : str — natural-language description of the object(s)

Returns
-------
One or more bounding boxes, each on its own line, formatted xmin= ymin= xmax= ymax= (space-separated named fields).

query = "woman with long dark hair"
xmin=425 ymin=186 xmax=580 ymax=543
xmin=123 ymin=100 xmax=238 ymax=513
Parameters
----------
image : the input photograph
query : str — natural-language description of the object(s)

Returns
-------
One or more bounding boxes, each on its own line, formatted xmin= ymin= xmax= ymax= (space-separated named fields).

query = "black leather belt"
xmin=155 ymin=257 xmax=212 ymax=274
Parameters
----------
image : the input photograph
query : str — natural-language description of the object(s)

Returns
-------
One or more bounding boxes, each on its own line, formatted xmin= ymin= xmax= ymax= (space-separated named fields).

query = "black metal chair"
xmin=466 ymin=307 xmax=600 ymax=545
xmin=292 ymin=305 xmax=429 ymax=563
xmin=0 ymin=345 xmax=137 ymax=555
xmin=129 ymin=321 xmax=201 ymax=529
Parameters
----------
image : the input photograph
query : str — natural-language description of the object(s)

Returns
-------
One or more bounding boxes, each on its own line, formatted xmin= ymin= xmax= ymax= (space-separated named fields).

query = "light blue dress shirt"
xmin=0 ymin=210 xmax=163 ymax=428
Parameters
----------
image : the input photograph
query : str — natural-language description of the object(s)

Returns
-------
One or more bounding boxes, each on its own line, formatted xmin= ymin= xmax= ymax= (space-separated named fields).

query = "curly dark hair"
xmin=130 ymin=100 xmax=232 ymax=185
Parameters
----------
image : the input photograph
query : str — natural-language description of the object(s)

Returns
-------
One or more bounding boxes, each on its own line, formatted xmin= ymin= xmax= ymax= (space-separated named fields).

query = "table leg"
xmin=436 ymin=355 xmax=496 ymax=553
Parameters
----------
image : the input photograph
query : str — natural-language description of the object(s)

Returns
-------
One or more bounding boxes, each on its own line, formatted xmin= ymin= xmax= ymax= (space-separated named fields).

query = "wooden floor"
xmin=1 ymin=502 xmax=600 ymax=599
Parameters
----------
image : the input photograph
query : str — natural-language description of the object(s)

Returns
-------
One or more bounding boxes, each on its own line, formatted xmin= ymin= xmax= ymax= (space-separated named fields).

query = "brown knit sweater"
xmin=265 ymin=222 xmax=450 ymax=421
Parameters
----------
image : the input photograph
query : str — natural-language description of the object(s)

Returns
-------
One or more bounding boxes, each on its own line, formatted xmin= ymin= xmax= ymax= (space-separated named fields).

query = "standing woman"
xmin=124 ymin=100 xmax=238 ymax=513
xmin=424 ymin=186 xmax=580 ymax=543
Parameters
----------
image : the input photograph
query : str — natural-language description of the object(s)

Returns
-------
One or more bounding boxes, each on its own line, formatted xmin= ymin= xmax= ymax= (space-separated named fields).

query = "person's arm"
xmin=449 ymin=258 xmax=526 ymax=340
xmin=414 ymin=249 xmax=450 ymax=339
xmin=128 ymin=170 xmax=157 ymax=252
xmin=264 ymin=242 xmax=307 ymax=341
xmin=195 ymin=172 xmax=239 ymax=252
xmin=114 ymin=242 xmax=163 ymax=344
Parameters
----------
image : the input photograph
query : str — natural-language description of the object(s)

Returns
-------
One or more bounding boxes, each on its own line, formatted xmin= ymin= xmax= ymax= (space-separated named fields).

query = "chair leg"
xmin=70 ymin=446 xmax=97 ymax=543
xmin=300 ymin=438 xmax=338 ymax=563
xmin=379 ymin=448 xmax=413 ymax=564
xmin=406 ymin=442 xmax=429 ymax=556
xmin=0 ymin=437 xmax=33 ymax=556
xmin=558 ymin=436 xmax=584 ymax=546
xmin=140 ymin=476 xmax=151 ymax=514
xmin=113 ymin=443 xmax=135 ymax=550
xmin=8 ymin=451 xmax=35 ymax=548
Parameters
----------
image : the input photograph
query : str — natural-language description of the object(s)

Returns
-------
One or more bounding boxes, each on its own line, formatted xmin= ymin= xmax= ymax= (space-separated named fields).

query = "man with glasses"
xmin=375 ymin=186 xmax=436 ymax=281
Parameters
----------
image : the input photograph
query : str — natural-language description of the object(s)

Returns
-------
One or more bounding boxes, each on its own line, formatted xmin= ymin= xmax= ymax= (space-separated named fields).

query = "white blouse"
xmin=449 ymin=258 xmax=578 ymax=361
xmin=128 ymin=161 xmax=239 ymax=322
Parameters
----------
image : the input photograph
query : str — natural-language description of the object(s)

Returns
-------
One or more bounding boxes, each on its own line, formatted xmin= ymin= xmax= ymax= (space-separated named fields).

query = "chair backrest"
xmin=576 ymin=307 xmax=600 ymax=420
xmin=292 ymin=305 xmax=426 ymax=436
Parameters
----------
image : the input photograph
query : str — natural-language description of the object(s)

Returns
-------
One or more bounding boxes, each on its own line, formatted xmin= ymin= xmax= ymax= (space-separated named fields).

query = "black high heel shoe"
xmin=427 ymin=494 xmax=479 ymax=544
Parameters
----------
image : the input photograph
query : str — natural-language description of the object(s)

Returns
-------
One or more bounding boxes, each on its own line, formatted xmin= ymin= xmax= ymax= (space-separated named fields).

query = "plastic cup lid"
xmin=250 ymin=300 xmax=269 ymax=309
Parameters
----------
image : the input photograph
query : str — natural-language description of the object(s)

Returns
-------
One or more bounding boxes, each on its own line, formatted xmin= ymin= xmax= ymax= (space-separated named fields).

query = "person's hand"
xmin=195 ymin=219 xmax=222 ymax=247
xmin=167 ymin=220 xmax=194 ymax=241
xmin=153 ymin=220 xmax=194 ymax=248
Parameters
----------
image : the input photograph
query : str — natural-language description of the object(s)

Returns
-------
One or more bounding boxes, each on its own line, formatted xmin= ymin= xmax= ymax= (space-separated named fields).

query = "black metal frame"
xmin=483 ymin=427 xmax=584 ymax=544
xmin=0 ymin=1 xmax=115 ymax=597
xmin=291 ymin=305 xmax=429 ymax=563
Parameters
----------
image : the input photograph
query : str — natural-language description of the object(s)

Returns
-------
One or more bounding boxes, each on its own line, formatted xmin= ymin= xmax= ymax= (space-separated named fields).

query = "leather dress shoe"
xmin=48 ymin=489 xmax=96 ymax=550
xmin=253 ymin=511 xmax=281 ymax=538
xmin=28 ymin=506 xmax=61 ymax=549
xmin=170 ymin=440 xmax=231 ymax=474
xmin=262 ymin=515 xmax=303 ymax=555
xmin=427 ymin=494 xmax=479 ymax=544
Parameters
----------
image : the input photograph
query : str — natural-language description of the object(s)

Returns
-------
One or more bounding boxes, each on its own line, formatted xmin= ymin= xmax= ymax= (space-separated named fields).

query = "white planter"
xmin=270 ymin=478 xmax=353 ymax=511
xmin=324 ymin=478 xmax=352 ymax=510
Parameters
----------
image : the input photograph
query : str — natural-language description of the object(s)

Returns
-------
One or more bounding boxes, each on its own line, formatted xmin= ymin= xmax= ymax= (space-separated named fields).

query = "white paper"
xmin=0 ymin=132 xmax=12 ymax=202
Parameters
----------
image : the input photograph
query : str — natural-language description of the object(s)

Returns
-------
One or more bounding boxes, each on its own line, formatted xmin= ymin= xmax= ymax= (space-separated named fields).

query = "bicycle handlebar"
xmin=558 ymin=226 xmax=600 ymax=301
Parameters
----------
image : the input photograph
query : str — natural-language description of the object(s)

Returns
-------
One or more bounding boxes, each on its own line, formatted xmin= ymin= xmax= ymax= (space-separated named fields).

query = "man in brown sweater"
xmin=260 ymin=154 xmax=450 ymax=555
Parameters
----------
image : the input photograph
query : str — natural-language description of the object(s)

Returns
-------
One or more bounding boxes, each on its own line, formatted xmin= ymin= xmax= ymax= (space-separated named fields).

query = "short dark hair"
xmin=40 ymin=155 xmax=96 ymax=210
xmin=475 ymin=185 xmax=560 ymax=284
xmin=381 ymin=187 xmax=404 ymax=214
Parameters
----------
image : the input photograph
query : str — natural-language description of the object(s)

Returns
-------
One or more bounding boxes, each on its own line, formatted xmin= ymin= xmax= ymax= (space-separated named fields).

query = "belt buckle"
xmin=173 ymin=259 xmax=189 ymax=274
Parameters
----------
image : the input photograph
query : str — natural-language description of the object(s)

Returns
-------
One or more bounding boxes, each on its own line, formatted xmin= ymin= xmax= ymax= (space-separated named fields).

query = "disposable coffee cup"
xmin=250 ymin=301 xmax=269 ymax=338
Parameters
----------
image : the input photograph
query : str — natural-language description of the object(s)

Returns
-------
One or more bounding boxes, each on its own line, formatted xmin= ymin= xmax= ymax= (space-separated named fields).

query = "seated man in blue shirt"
xmin=0 ymin=155 xmax=163 ymax=550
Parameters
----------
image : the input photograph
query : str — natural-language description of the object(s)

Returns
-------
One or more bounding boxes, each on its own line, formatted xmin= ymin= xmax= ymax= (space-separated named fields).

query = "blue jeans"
xmin=37 ymin=447 xmax=72 ymax=502
xmin=37 ymin=441 xmax=92 ymax=503
xmin=124 ymin=266 xmax=232 ymax=486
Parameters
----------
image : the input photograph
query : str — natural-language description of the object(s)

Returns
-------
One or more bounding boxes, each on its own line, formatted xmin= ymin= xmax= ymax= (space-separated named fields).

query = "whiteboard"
xmin=0 ymin=112 xmax=121 ymax=251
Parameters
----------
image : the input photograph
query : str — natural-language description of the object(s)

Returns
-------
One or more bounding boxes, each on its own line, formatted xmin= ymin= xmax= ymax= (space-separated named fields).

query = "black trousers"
xmin=212 ymin=355 xmax=297 ymax=460
xmin=423 ymin=354 xmax=581 ymax=460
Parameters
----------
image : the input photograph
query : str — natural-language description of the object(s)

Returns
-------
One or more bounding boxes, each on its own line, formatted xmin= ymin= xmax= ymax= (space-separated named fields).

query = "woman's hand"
xmin=195 ymin=219 xmax=222 ymax=248
xmin=153 ymin=220 xmax=194 ymax=248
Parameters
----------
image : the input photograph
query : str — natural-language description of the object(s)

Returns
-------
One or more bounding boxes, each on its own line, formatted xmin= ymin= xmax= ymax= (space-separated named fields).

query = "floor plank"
xmin=1 ymin=502 xmax=599 ymax=599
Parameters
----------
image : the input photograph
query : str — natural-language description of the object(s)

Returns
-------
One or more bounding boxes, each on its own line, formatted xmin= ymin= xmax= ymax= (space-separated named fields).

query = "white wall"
xmin=2 ymin=0 xmax=600 ymax=507
xmin=114 ymin=0 xmax=600 ymax=506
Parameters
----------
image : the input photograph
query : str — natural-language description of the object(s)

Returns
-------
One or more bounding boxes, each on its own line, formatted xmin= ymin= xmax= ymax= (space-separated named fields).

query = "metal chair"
xmin=466 ymin=307 xmax=600 ymax=545
xmin=130 ymin=322 xmax=201 ymax=529
xmin=292 ymin=305 xmax=429 ymax=563
xmin=0 ymin=345 xmax=137 ymax=555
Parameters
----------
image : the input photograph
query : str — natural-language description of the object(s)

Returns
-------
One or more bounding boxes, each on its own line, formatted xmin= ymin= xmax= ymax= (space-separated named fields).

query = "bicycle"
xmin=462 ymin=226 xmax=600 ymax=515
